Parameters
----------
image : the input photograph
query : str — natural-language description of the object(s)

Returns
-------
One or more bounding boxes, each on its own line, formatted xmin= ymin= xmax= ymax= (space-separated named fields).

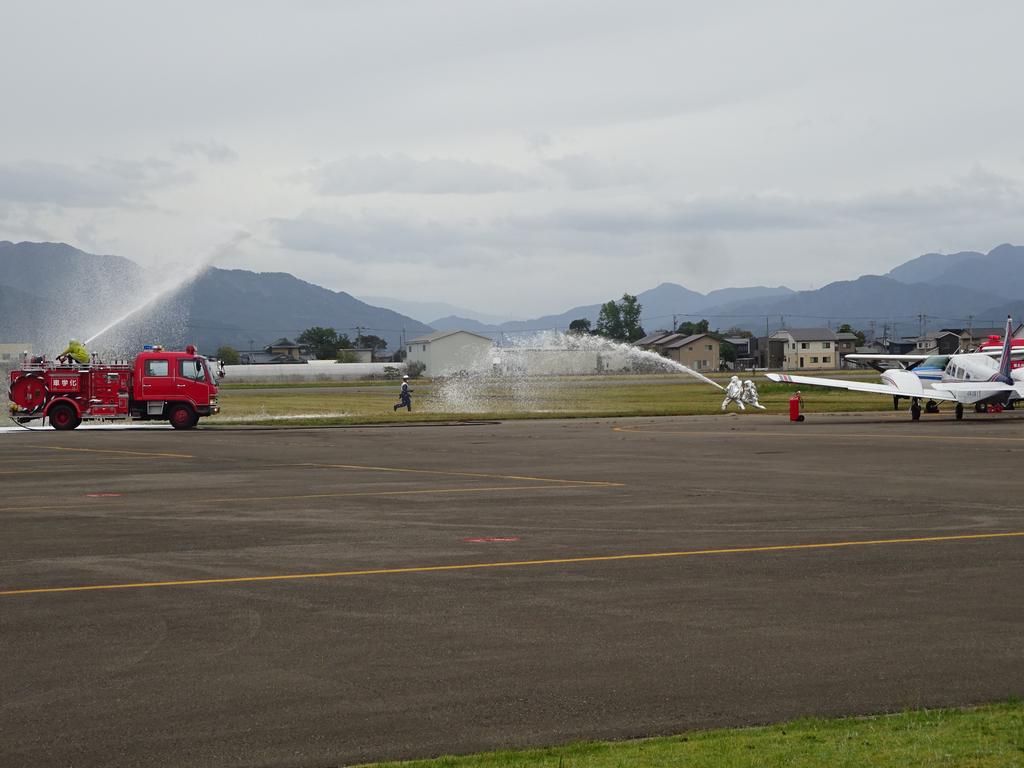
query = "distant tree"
xmin=596 ymin=294 xmax=645 ymax=342
xmin=356 ymin=333 xmax=387 ymax=360
xmin=337 ymin=333 xmax=353 ymax=349
xmin=675 ymin=319 xmax=710 ymax=336
xmin=596 ymin=301 xmax=622 ymax=339
xmin=838 ymin=323 xmax=866 ymax=345
xmin=336 ymin=350 xmax=360 ymax=363
xmin=297 ymin=326 xmax=340 ymax=359
xmin=356 ymin=333 xmax=388 ymax=352
xmin=215 ymin=345 xmax=240 ymax=365
xmin=391 ymin=348 xmax=407 ymax=362
xmin=723 ymin=326 xmax=753 ymax=338
xmin=719 ymin=340 xmax=736 ymax=364
xmin=568 ymin=318 xmax=592 ymax=335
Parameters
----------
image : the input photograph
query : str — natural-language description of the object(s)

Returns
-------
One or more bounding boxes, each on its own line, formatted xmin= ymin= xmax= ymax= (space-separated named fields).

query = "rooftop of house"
xmin=661 ymin=333 xmax=713 ymax=350
xmin=407 ymin=329 xmax=493 ymax=345
xmin=634 ymin=330 xmax=675 ymax=346
xmin=772 ymin=328 xmax=838 ymax=341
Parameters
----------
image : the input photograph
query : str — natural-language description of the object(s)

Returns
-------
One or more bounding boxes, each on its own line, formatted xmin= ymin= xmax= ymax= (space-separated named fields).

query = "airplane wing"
xmin=843 ymin=354 xmax=929 ymax=363
xmin=929 ymin=382 xmax=1021 ymax=404
xmin=764 ymin=372 xmax=959 ymax=401
xmin=843 ymin=354 xmax=930 ymax=372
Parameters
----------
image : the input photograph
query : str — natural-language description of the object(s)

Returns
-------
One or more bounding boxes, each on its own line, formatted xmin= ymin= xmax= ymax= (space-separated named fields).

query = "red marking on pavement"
xmin=462 ymin=536 xmax=520 ymax=543
xmin=86 ymin=493 xmax=122 ymax=497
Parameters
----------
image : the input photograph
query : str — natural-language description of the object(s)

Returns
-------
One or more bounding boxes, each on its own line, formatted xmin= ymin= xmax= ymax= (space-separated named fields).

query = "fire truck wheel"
xmin=168 ymin=404 xmax=198 ymax=430
xmin=49 ymin=403 xmax=80 ymax=431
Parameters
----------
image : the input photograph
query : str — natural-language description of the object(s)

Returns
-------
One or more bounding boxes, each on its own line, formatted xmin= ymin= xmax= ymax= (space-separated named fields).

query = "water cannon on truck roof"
xmin=8 ymin=344 xmax=220 ymax=430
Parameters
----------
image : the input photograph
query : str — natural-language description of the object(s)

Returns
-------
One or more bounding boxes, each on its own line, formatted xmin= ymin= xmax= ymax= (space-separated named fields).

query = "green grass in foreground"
xmin=362 ymin=702 xmax=1024 ymax=768
xmin=206 ymin=376 xmax=896 ymax=426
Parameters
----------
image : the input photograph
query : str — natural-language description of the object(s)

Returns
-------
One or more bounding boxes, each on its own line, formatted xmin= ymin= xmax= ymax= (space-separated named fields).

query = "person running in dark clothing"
xmin=393 ymin=375 xmax=412 ymax=412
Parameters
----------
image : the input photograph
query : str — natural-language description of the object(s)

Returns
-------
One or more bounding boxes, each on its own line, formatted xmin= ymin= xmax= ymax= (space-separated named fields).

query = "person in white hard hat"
xmin=721 ymin=375 xmax=745 ymax=411
xmin=741 ymin=379 xmax=766 ymax=410
xmin=393 ymin=374 xmax=413 ymax=412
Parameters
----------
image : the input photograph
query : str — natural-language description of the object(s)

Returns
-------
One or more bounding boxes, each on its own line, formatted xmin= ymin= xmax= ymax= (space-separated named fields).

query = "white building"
xmin=406 ymin=330 xmax=493 ymax=376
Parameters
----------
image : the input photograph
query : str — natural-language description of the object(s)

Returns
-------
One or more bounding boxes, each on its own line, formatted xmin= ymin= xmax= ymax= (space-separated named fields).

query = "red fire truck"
xmin=8 ymin=344 xmax=220 ymax=430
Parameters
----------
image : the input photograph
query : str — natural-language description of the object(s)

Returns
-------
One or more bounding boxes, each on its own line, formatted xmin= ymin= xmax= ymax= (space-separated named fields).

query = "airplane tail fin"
xmin=996 ymin=315 xmax=1014 ymax=382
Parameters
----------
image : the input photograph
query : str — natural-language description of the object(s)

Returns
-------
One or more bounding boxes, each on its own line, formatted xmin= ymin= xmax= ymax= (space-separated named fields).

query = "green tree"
xmin=568 ymin=318 xmax=592 ymax=335
xmin=215 ymin=345 xmax=240 ymax=365
xmin=355 ymin=333 xmax=388 ymax=360
xmin=838 ymin=323 xmax=866 ymax=345
xmin=596 ymin=294 xmax=645 ymax=342
xmin=719 ymin=340 xmax=736 ymax=364
xmin=297 ymin=326 xmax=340 ymax=359
xmin=675 ymin=319 xmax=710 ymax=336
xmin=723 ymin=327 xmax=753 ymax=338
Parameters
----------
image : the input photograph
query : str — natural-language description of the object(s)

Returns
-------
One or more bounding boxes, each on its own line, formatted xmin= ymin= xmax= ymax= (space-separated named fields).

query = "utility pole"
xmin=765 ymin=315 xmax=770 ymax=369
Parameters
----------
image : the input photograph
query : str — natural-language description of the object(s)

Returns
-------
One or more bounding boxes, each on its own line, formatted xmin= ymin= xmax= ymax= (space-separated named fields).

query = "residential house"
xmin=770 ymin=328 xmax=838 ymax=370
xmin=835 ymin=331 xmax=860 ymax=368
xmin=239 ymin=338 xmax=314 ymax=364
xmin=914 ymin=331 xmax=961 ymax=355
xmin=634 ymin=331 xmax=675 ymax=349
xmin=723 ymin=335 xmax=758 ymax=369
xmin=660 ymin=334 xmax=720 ymax=372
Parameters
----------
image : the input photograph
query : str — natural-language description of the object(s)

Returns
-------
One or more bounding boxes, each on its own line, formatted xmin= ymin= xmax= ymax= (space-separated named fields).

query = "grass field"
xmin=361 ymin=702 xmax=1024 ymax=768
xmin=208 ymin=374 xmax=896 ymax=426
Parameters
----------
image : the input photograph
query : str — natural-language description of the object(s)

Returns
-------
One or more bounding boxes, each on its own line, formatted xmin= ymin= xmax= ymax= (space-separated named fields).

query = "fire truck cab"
xmin=8 ymin=344 xmax=220 ymax=430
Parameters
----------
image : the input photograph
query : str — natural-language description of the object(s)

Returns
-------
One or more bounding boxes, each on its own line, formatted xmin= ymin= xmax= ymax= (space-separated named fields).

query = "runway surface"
xmin=2 ymin=413 xmax=1022 ymax=767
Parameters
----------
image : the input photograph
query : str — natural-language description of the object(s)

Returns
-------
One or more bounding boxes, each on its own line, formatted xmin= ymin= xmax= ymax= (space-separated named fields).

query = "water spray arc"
xmin=429 ymin=331 xmax=725 ymax=414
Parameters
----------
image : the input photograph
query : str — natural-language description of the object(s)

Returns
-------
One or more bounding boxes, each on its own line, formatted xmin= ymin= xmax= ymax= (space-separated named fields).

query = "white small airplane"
xmin=765 ymin=316 xmax=1024 ymax=421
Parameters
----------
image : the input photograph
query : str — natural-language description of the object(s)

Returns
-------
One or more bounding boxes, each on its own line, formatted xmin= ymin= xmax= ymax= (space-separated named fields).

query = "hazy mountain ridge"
xmin=695 ymin=274 xmax=1011 ymax=336
xmin=360 ymin=296 xmax=513 ymax=326
xmin=431 ymin=283 xmax=795 ymax=334
xmin=1 ymin=241 xmax=1021 ymax=353
xmin=0 ymin=243 xmax=431 ymax=354
xmin=179 ymin=268 xmax=434 ymax=352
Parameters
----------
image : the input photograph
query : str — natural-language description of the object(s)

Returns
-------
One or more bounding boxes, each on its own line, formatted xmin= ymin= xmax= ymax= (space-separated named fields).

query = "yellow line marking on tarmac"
xmin=0 ymin=482 xmax=612 ymax=513
xmin=613 ymin=426 xmax=1024 ymax=443
xmin=293 ymin=462 xmax=624 ymax=487
xmin=3 ymin=531 xmax=1020 ymax=597
xmin=33 ymin=446 xmax=194 ymax=459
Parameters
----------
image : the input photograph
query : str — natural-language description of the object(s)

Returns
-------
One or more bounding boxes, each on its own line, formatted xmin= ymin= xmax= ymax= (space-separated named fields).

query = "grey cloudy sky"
xmin=2 ymin=1 xmax=1023 ymax=317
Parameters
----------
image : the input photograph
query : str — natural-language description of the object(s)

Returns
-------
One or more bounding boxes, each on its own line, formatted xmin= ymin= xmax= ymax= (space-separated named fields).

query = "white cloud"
xmin=311 ymin=154 xmax=536 ymax=196
xmin=171 ymin=140 xmax=239 ymax=164
xmin=2 ymin=1 xmax=1024 ymax=314
xmin=0 ymin=158 xmax=193 ymax=208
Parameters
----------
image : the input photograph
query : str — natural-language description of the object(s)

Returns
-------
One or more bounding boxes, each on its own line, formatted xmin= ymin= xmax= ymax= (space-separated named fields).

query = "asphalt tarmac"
xmin=2 ymin=413 xmax=1022 ymax=767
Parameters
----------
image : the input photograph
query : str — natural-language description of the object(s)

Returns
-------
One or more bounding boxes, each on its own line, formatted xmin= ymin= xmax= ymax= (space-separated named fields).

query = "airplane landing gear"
xmin=893 ymin=396 xmax=900 ymax=411
xmin=955 ymin=403 xmax=964 ymax=420
xmin=911 ymin=398 xmax=921 ymax=421
xmin=925 ymin=399 xmax=940 ymax=414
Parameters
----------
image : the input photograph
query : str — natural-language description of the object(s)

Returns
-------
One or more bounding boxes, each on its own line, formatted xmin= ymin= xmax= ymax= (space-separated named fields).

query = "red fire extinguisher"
xmin=789 ymin=391 xmax=805 ymax=422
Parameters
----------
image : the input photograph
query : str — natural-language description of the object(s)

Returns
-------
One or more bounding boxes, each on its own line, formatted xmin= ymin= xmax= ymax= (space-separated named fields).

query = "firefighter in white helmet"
xmin=721 ymin=375 xmax=745 ymax=411
xmin=393 ymin=374 xmax=413 ymax=412
xmin=741 ymin=379 xmax=766 ymax=410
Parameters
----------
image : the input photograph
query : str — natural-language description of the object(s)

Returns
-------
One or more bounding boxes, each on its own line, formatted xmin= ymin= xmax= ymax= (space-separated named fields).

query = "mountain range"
xmin=1 ymin=241 xmax=1022 ymax=355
